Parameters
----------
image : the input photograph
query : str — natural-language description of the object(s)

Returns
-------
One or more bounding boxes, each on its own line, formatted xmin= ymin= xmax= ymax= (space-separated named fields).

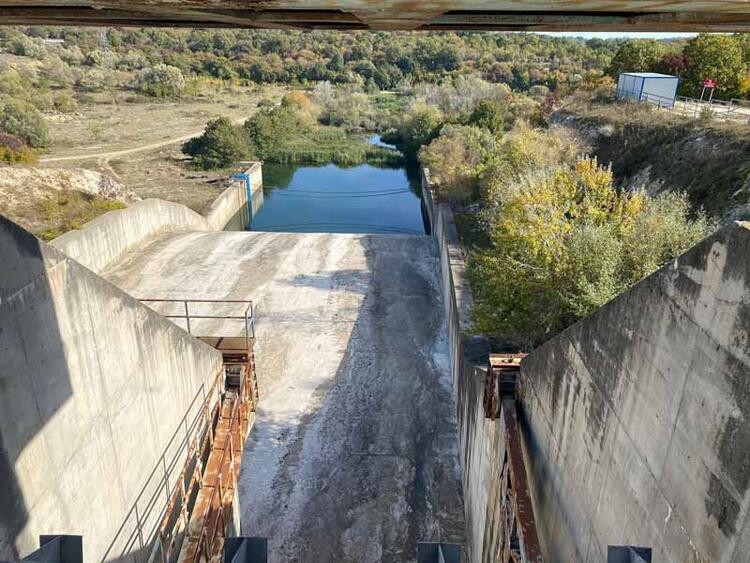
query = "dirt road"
xmin=40 ymin=116 xmax=249 ymax=163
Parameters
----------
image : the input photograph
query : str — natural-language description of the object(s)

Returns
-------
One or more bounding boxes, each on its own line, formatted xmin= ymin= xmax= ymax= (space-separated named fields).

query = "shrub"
xmin=182 ymin=117 xmax=249 ymax=169
xmin=54 ymin=91 xmax=77 ymax=113
xmin=136 ymin=64 xmax=186 ymax=98
xmin=41 ymin=55 xmax=75 ymax=88
xmin=10 ymin=36 xmax=47 ymax=59
xmin=0 ymin=97 xmax=49 ymax=148
xmin=470 ymin=156 xmax=712 ymax=349
xmin=419 ymin=125 xmax=495 ymax=203
xmin=0 ymin=131 xmax=37 ymax=164
xmin=76 ymin=68 xmax=113 ymax=93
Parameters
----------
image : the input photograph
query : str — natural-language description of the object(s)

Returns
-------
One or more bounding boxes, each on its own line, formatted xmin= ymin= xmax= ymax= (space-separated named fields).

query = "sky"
xmin=536 ymin=32 xmax=697 ymax=39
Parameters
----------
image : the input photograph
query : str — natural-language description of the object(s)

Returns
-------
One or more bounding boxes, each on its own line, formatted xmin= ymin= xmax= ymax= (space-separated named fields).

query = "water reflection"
xmin=251 ymin=161 xmax=425 ymax=235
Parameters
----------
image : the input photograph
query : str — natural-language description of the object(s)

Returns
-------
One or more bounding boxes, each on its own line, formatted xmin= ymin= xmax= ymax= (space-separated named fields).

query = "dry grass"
xmin=0 ymin=182 xmax=125 ymax=240
xmin=36 ymin=84 xmax=284 ymax=214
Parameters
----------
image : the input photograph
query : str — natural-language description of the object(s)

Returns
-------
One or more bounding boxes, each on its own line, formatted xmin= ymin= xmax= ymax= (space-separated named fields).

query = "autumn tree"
xmin=606 ymin=40 xmax=667 ymax=77
xmin=682 ymin=34 xmax=746 ymax=98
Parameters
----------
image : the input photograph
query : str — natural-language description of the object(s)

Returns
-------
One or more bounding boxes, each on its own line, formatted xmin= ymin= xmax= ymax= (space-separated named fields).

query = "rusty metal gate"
xmin=485 ymin=353 xmax=543 ymax=563
xmin=102 ymin=300 xmax=258 ymax=563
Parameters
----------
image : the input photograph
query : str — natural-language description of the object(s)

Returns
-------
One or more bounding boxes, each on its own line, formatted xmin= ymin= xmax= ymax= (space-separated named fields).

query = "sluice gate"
xmin=484 ymin=354 xmax=542 ymax=563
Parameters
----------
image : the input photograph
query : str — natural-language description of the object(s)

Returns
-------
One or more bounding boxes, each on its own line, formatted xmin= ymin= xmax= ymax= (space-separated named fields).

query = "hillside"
xmin=552 ymin=95 xmax=750 ymax=222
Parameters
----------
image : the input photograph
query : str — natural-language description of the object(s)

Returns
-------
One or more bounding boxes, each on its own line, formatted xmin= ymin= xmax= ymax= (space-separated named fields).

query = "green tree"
xmin=182 ymin=117 xmax=249 ymax=169
xmin=399 ymin=103 xmax=443 ymax=158
xmin=606 ymin=40 xmax=666 ymax=77
xmin=682 ymin=34 xmax=746 ymax=98
xmin=0 ymin=97 xmax=49 ymax=148
xmin=735 ymin=33 xmax=750 ymax=66
xmin=468 ymin=99 xmax=505 ymax=135
xmin=136 ymin=64 xmax=186 ymax=98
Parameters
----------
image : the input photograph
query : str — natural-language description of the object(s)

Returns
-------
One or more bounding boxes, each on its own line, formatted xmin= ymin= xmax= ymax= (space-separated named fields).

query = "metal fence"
xmin=616 ymin=86 xmax=750 ymax=123
xmin=101 ymin=371 xmax=224 ymax=563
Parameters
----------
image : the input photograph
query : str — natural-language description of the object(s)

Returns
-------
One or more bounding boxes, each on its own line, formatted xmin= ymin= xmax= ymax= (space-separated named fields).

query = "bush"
xmin=182 ymin=117 xmax=249 ymax=169
xmin=0 ymin=131 xmax=37 ymax=164
xmin=319 ymin=91 xmax=377 ymax=130
xmin=10 ymin=36 xmax=47 ymax=59
xmin=54 ymin=91 xmax=77 ymax=113
xmin=136 ymin=64 xmax=186 ymax=98
xmin=0 ymin=97 xmax=49 ymax=148
xmin=419 ymin=125 xmax=495 ymax=203
xmin=41 ymin=55 xmax=75 ymax=88
xmin=470 ymin=155 xmax=712 ymax=349
xmin=76 ymin=68 xmax=114 ymax=93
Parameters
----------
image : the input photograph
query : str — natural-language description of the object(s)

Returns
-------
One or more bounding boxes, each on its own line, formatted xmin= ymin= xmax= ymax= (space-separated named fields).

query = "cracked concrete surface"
xmin=103 ymin=230 xmax=465 ymax=562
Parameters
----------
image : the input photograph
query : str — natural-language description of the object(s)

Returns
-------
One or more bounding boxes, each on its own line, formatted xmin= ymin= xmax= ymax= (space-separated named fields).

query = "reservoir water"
xmin=249 ymin=138 xmax=425 ymax=235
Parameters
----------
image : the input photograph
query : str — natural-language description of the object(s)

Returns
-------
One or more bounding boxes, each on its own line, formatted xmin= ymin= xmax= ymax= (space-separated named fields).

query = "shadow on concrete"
xmin=0 ymin=216 xmax=74 ymax=559
xmin=239 ymin=234 xmax=465 ymax=562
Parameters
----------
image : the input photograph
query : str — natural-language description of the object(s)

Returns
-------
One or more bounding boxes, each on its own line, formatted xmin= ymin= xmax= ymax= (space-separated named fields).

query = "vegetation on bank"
xmin=555 ymin=90 xmax=750 ymax=221
xmin=36 ymin=190 xmax=126 ymax=241
xmin=414 ymin=89 xmax=714 ymax=350
xmin=182 ymin=91 xmax=402 ymax=169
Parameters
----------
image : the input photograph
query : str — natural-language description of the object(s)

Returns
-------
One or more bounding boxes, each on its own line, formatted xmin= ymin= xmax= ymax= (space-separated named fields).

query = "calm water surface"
xmin=250 ymin=140 xmax=424 ymax=235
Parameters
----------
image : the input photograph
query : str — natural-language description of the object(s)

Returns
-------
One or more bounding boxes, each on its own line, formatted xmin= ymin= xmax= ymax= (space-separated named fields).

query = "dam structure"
xmin=3 ymin=156 xmax=750 ymax=562
xmin=3 ymin=5 xmax=750 ymax=562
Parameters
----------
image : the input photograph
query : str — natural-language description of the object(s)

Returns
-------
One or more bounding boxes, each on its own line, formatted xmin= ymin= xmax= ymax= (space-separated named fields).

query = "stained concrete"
xmin=520 ymin=222 xmax=750 ymax=562
xmin=103 ymin=230 xmax=465 ymax=562
xmin=0 ymin=216 xmax=223 ymax=561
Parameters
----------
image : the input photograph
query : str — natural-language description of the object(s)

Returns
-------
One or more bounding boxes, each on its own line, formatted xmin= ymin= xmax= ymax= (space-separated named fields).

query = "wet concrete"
xmin=103 ymin=230 xmax=465 ymax=562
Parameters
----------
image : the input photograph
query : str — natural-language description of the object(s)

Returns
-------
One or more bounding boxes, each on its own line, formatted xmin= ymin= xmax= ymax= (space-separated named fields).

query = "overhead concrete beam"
xmin=0 ymin=0 xmax=749 ymax=31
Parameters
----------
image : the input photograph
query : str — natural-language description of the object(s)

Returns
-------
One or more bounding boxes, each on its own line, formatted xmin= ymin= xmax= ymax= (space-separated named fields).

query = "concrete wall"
xmin=51 ymin=163 xmax=263 ymax=274
xmin=422 ymin=169 xmax=506 ymax=563
xmin=520 ymin=221 xmax=750 ymax=562
xmin=0 ymin=215 xmax=224 ymax=562
xmin=205 ymin=162 xmax=264 ymax=231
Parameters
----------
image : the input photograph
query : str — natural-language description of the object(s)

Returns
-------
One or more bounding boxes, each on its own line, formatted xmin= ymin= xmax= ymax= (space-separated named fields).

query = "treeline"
xmin=3 ymin=27 xmax=622 ymax=92
xmin=607 ymin=33 xmax=750 ymax=99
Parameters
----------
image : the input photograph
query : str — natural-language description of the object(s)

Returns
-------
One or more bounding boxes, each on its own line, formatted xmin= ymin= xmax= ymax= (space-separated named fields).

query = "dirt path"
xmin=40 ymin=116 xmax=249 ymax=163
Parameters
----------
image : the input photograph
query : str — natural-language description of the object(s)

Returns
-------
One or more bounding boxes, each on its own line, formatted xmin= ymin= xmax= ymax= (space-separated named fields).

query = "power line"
xmin=270 ymin=189 xmax=412 ymax=199
xmin=253 ymin=221 xmax=424 ymax=235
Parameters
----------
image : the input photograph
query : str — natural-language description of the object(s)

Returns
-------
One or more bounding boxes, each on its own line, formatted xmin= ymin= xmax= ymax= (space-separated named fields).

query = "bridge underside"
xmin=1 ymin=1 xmax=750 ymax=32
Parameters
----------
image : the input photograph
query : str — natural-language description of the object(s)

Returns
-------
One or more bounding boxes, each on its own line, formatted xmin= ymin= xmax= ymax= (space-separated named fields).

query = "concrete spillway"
xmin=102 ymin=230 xmax=466 ymax=561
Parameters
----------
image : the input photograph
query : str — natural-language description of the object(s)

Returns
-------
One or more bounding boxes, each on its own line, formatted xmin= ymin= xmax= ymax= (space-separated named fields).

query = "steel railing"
xmin=138 ymin=299 xmax=255 ymax=342
xmin=101 ymin=370 xmax=224 ymax=563
xmin=616 ymin=87 xmax=750 ymax=123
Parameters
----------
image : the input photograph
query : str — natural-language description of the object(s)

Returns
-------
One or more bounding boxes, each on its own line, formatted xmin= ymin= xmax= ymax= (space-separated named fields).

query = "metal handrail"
xmin=615 ymin=86 xmax=750 ymax=123
xmin=139 ymin=299 xmax=255 ymax=341
xmin=182 ymin=366 xmax=250 ymax=563
xmin=101 ymin=369 xmax=224 ymax=562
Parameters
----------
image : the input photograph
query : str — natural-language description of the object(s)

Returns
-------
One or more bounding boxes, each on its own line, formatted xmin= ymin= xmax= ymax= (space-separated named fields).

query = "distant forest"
xmin=2 ymin=27 xmax=625 ymax=92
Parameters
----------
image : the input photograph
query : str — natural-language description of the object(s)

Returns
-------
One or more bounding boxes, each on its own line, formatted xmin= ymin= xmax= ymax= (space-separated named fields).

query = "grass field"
xmin=37 ymin=84 xmax=284 ymax=213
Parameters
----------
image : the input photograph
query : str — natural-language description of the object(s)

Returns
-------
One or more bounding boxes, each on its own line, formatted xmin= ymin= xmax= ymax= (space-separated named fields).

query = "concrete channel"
xmin=102 ymin=230 xmax=466 ymax=562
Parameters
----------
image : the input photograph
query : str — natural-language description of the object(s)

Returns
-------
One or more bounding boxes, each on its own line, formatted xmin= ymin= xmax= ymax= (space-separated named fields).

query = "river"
xmin=248 ymin=136 xmax=425 ymax=235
